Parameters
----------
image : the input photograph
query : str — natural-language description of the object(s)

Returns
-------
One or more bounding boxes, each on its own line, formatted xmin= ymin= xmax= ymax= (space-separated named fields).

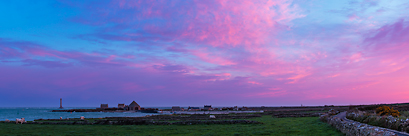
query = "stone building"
xmin=204 ymin=105 xmax=212 ymax=110
xmin=188 ymin=106 xmax=200 ymax=111
xmin=129 ymin=101 xmax=141 ymax=110
xmin=172 ymin=106 xmax=181 ymax=111
xmin=118 ymin=104 xmax=125 ymax=109
xmin=100 ymin=104 xmax=108 ymax=109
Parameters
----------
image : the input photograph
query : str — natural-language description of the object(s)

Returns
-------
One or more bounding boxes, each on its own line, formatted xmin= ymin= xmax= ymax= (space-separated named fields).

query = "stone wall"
xmin=272 ymin=112 xmax=322 ymax=118
xmin=320 ymin=113 xmax=397 ymax=136
xmin=347 ymin=111 xmax=409 ymax=133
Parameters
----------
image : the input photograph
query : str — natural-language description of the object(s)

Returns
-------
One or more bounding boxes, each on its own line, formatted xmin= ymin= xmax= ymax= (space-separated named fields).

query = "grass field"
xmin=0 ymin=116 xmax=343 ymax=136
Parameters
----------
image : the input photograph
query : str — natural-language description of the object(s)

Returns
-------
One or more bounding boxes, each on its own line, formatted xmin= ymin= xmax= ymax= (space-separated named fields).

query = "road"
xmin=335 ymin=111 xmax=409 ymax=136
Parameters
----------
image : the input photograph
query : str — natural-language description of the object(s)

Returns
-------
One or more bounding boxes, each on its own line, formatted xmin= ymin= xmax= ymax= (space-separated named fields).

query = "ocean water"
xmin=0 ymin=107 xmax=163 ymax=121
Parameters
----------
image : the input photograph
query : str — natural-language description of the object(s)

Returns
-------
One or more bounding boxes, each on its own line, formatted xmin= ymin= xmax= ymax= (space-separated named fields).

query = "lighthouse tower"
xmin=59 ymin=98 xmax=63 ymax=109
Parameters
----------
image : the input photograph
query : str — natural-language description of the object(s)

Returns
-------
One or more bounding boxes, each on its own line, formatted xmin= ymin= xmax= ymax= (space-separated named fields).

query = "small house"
xmin=129 ymin=101 xmax=141 ymax=110
xmin=118 ymin=104 xmax=125 ymax=109
xmin=100 ymin=104 xmax=108 ymax=109
xmin=204 ymin=105 xmax=212 ymax=110
xmin=172 ymin=106 xmax=181 ymax=111
xmin=188 ymin=106 xmax=200 ymax=111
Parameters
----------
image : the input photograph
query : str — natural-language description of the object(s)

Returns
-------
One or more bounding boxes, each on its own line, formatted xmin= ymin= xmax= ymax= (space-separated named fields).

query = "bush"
xmin=367 ymin=117 xmax=381 ymax=126
xmin=358 ymin=105 xmax=380 ymax=111
xmin=406 ymin=126 xmax=409 ymax=133
xmin=400 ymin=111 xmax=409 ymax=118
xmin=391 ymin=121 xmax=400 ymax=130
xmin=378 ymin=117 xmax=388 ymax=127
xmin=376 ymin=106 xmax=400 ymax=117
xmin=357 ymin=115 xmax=368 ymax=122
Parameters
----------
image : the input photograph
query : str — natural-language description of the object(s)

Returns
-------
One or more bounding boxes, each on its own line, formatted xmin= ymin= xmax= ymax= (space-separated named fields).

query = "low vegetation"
xmin=376 ymin=106 xmax=400 ymax=117
xmin=399 ymin=111 xmax=409 ymax=119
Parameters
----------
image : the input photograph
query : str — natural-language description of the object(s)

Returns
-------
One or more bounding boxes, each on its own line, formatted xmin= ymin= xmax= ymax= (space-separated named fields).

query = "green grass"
xmin=399 ymin=111 xmax=409 ymax=119
xmin=0 ymin=116 xmax=343 ymax=136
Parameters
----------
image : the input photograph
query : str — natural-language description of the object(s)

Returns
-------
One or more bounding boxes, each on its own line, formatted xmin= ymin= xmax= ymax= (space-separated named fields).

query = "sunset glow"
xmin=1 ymin=0 xmax=409 ymax=107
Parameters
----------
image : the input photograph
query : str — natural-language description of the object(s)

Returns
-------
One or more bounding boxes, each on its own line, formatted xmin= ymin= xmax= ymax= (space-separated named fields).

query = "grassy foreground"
xmin=0 ymin=116 xmax=343 ymax=136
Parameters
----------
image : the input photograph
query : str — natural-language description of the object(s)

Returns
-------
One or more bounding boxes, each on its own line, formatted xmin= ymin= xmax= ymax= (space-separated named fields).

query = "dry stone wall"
xmin=271 ymin=112 xmax=322 ymax=118
xmin=320 ymin=113 xmax=397 ymax=136
xmin=347 ymin=111 xmax=409 ymax=133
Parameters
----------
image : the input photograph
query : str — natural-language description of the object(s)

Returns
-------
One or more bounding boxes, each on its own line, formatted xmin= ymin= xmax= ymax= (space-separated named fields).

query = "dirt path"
xmin=335 ymin=111 xmax=409 ymax=136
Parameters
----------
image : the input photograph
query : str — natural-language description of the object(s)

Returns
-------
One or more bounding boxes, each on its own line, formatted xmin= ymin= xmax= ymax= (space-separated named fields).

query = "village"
xmin=98 ymin=101 xmax=262 ymax=113
xmin=52 ymin=100 xmax=260 ymax=113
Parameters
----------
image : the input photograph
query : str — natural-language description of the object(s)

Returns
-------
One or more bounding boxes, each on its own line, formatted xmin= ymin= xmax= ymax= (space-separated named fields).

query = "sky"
xmin=1 ymin=0 xmax=409 ymax=107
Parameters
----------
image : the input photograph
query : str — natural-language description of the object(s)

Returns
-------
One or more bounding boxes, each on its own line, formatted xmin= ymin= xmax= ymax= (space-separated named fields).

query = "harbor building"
xmin=204 ymin=105 xmax=212 ymax=110
xmin=118 ymin=104 xmax=125 ymax=109
xmin=100 ymin=104 xmax=108 ymax=109
xmin=172 ymin=106 xmax=181 ymax=111
xmin=129 ymin=101 xmax=141 ymax=110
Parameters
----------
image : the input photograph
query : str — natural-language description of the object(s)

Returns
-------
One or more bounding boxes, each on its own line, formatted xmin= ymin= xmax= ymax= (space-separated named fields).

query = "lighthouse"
xmin=59 ymin=98 xmax=63 ymax=109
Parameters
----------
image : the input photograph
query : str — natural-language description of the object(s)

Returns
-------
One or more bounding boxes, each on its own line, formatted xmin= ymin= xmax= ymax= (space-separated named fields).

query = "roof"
xmin=129 ymin=101 xmax=140 ymax=107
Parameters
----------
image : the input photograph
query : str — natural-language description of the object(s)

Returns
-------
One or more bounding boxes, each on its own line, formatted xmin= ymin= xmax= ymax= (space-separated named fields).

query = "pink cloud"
xmin=191 ymin=49 xmax=236 ymax=66
xmin=251 ymin=90 xmax=288 ymax=97
xmin=72 ymin=0 xmax=305 ymax=49
xmin=248 ymin=81 xmax=262 ymax=85
xmin=306 ymin=94 xmax=335 ymax=99
xmin=328 ymin=74 xmax=340 ymax=78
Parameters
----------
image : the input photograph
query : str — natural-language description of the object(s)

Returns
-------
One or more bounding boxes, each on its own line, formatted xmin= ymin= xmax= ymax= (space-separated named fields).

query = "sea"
xmin=0 ymin=107 xmax=167 ymax=121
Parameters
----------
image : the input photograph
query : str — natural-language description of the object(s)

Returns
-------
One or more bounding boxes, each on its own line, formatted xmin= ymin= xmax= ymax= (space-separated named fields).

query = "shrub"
xmin=376 ymin=106 xmax=400 ymax=117
xmin=400 ymin=111 xmax=409 ymax=118
xmin=378 ymin=117 xmax=389 ymax=127
xmin=406 ymin=126 xmax=409 ymax=133
xmin=362 ymin=116 xmax=371 ymax=123
xmin=357 ymin=115 xmax=368 ymax=122
xmin=391 ymin=121 xmax=400 ymax=130
xmin=319 ymin=115 xmax=328 ymax=122
xmin=362 ymin=116 xmax=377 ymax=124
xmin=358 ymin=105 xmax=380 ymax=111
xmin=367 ymin=118 xmax=380 ymax=126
